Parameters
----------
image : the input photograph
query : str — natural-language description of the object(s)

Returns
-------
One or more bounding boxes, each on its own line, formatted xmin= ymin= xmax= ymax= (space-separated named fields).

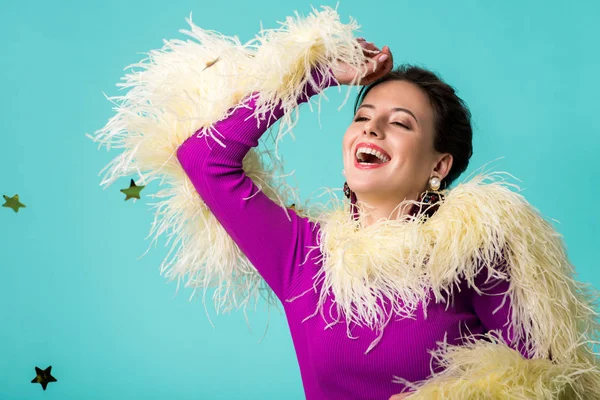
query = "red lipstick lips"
xmin=353 ymin=142 xmax=391 ymax=170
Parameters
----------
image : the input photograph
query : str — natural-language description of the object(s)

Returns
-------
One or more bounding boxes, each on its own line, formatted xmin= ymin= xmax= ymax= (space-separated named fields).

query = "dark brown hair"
xmin=353 ymin=64 xmax=473 ymax=189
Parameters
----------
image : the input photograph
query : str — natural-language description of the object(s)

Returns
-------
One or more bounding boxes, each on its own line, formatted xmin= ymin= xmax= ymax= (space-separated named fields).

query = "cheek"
xmin=392 ymin=137 xmax=422 ymax=159
xmin=341 ymin=135 xmax=349 ymax=151
xmin=390 ymin=137 xmax=432 ymax=170
xmin=341 ymin=130 xmax=354 ymax=155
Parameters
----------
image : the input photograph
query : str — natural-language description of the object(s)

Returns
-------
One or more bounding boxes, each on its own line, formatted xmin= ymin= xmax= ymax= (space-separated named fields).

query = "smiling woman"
xmin=341 ymin=68 xmax=471 ymax=226
xmin=89 ymin=6 xmax=600 ymax=400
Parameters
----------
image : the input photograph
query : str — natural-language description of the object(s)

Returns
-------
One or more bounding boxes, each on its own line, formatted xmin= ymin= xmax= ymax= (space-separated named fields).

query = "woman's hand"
xmin=332 ymin=38 xmax=393 ymax=86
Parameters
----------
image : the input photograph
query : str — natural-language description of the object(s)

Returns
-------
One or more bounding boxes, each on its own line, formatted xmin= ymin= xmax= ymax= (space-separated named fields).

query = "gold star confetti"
xmin=120 ymin=179 xmax=145 ymax=201
xmin=2 ymin=194 xmax=26 ymax=213
xmin=31 ymin=366 xmax=57 ymax=391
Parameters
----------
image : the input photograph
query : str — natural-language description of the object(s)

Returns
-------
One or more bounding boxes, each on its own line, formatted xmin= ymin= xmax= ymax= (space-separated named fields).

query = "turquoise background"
xmin=1 ymin=0 xmax=598 ymax=398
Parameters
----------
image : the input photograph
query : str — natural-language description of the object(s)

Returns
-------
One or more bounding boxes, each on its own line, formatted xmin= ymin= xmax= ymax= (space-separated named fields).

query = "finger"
xmin=360 ymin=46 xmax=380 ymax=58
xmin=361 ymin=58 xmax=379 ymax=78
xmin=377 ymin=52 xmax=389 ymax=64
xmin=381 ymin=45 xmax=394 ymax=72
xmin=382 ymin=45 xmax=393 ymax=60
xmin=365 ymin=42 xmax=380 ymax=52
xmin=359 ymin=40 xmax=380 ymax=54
xmin=370 ymin=45 xmax=392 ymax=74
xmin=359 ymin=55 xmax=391 ymax=85
xmin=369 ymin=50 xmax=390 ymax=72
xmin=356 ymin=38 xmax=368 ymax=49
xmin=355 ymin=43 xmax=391 ymax=83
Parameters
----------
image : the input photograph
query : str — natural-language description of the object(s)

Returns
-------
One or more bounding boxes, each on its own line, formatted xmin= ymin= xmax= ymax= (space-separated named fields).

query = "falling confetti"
xmin=203 ymin=57 xmax=220 ymax=70
xmin=31 ymin=366 xmax=57 ymax=391
xmin=2 ymin=194 xmax=25 ymax=213
xmin=120 ymin=179 xmax=145 ymax=201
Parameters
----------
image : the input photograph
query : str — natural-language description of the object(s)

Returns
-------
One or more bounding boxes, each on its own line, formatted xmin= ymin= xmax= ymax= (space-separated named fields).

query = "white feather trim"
xmin=306 ymin=172 xmax=600 ymax=359
xmin=392 ymin=330 xmax=600 ymax=399
xmin=87 ymin=6 xmax=366 ymax=315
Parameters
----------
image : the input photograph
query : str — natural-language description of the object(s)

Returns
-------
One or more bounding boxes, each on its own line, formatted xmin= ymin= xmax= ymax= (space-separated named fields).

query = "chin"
xmin=346 ymin=178 xmax=381 ymax=195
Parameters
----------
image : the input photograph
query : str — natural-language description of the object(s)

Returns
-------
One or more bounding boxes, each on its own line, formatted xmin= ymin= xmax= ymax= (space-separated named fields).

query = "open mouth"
xmin=355 ymin=147 xmax=391 ymax=165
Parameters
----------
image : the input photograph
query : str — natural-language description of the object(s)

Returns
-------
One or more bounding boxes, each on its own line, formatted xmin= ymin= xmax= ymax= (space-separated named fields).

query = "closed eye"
xmin=354 ymin=116 xmax=409 ymax=129
xmin=392 ymin=122 xmax=410 ymax=129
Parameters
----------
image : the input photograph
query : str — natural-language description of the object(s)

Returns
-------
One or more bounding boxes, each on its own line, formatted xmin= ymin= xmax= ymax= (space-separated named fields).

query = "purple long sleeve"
xmin=176 ymin=71 xmax=336 ymax=300
xmin=176 ymin=72 xmax=533 ymax=399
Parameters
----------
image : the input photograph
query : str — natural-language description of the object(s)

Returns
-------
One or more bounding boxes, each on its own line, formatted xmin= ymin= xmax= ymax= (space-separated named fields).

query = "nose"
xmin=363 ymin=119 xmax=383 ymax=138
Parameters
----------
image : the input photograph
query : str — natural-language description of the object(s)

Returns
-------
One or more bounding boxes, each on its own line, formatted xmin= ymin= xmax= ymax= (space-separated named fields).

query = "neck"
xmin=355 ymin=191 xmax=421 ymax=228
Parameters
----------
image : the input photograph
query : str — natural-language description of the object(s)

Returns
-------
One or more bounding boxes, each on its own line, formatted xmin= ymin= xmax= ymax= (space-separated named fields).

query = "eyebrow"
xmin=357 ymin=103 xmax=420 ymax=127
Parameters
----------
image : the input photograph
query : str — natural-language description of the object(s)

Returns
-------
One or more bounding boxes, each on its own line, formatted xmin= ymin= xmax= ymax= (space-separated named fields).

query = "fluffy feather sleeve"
xmin=87 ymin=6 xmax=366 ymax=315
xmin=391 ymin=175 xmax=600 ymax=399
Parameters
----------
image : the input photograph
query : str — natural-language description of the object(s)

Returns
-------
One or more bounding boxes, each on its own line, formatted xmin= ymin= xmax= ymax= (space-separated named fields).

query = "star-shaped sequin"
xmin=120 ymin=179 xmax=145 ymax=201
xmin=31 ymin=366 xmax=57 ymax=391
xmin=2 ymin=194 xmax=26 ymax=213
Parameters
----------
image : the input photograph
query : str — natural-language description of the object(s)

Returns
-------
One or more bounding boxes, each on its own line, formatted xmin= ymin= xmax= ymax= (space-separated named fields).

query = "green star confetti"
xmin=120 ymin=179 xmax=145 ymax=201
xmin=2 ymin=194 xmax=25 ymax=213
xmin=31 ymin=366 xmax=57 ymax=391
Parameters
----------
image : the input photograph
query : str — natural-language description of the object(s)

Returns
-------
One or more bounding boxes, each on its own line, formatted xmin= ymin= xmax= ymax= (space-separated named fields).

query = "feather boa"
xmin=88 ymin=6 xmax=600 ymax=397
xmin=307 ymin=173 xmax=600 ymax=360
xmin=307 ymin=173 xmax=600 ymax=397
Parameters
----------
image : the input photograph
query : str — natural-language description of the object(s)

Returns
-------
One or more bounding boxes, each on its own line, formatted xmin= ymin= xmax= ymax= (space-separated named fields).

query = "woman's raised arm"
xmin=176 ymin=40 xmax=393 ymax=301
xmin=176 ymin=70 xmax=336 ymax=300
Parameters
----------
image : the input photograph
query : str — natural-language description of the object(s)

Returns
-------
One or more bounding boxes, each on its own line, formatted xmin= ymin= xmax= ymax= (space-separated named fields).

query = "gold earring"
xmin=428 ymin=176 xmax=441 ymax=191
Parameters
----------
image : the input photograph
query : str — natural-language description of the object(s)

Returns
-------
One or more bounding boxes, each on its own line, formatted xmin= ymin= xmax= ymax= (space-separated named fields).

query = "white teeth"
xmin=355 ymin=147 xmax=390 ymax=163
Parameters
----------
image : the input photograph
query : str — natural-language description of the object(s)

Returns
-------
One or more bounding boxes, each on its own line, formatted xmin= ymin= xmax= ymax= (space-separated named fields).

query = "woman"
xmin=175 ymin=40 xmax=598 ymax=399
xmin=91 ymin=8 xmax=600 ymax=399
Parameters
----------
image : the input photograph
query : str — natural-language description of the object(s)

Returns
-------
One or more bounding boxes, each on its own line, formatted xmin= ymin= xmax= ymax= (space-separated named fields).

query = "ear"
xmin=432 ymin=153 xmax=453 ymax=181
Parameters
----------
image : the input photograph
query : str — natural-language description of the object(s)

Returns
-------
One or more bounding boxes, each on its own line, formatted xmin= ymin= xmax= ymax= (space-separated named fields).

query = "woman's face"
xmin=342 ymin=80 xmax=451 ymax=203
